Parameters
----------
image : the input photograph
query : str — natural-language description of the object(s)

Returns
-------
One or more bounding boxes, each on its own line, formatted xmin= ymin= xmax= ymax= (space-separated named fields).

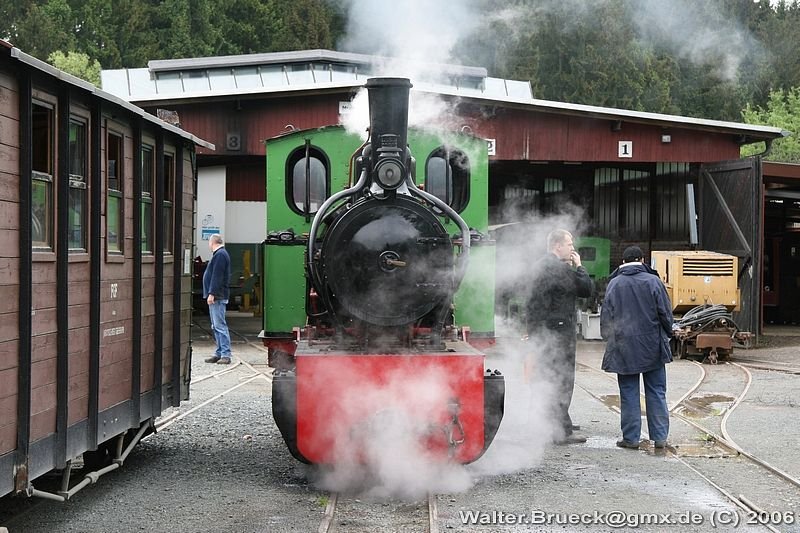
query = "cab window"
xmin=425 ymin=147 xmax=470 ymax=213
xmin=286 ymin=145 xmax=330 ymax=216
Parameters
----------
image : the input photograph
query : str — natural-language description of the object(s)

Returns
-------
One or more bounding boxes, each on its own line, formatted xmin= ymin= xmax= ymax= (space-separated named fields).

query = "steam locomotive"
xmin=261 ymin=78 xmax=504 ymax=464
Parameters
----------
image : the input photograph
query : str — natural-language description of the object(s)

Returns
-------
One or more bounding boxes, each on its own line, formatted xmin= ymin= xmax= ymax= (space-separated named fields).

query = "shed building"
xmin=102 ymin=49 xmax=794 ymax=334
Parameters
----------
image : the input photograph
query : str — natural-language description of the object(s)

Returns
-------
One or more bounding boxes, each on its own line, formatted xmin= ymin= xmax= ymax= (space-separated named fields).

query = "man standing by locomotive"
xmin=526 ymin=229 xmax=593 ymax=444
xmin=600 ymin=246 xmax=673 ymax=449
xmin=203 ymin=234 xmax=233 ymax=364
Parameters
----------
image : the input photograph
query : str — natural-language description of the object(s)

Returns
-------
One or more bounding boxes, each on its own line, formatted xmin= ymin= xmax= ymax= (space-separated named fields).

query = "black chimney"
xmin=366 ymin=77 xmax=412 ymax=156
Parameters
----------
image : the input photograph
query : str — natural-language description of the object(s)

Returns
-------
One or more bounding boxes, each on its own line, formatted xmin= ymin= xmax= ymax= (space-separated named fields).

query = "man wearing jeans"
xmin=203 ymin=234 xmax=232 ymax=364
xmin=600 ymin=246 xmax=674 ymax=449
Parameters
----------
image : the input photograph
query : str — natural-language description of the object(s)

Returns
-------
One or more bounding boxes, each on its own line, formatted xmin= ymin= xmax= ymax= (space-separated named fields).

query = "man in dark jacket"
xmin=203 ymin=234 xmax=233 ymax=364
xmin=600 ymin=246 xmax=674 ymax=449
xmin=526 ymin=229 xmax=594 ymax=444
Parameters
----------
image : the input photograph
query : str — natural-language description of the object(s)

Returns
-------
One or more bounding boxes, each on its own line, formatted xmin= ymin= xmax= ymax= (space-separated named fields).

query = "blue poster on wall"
xmin=201 ymin=227 xmax=220 ymax=240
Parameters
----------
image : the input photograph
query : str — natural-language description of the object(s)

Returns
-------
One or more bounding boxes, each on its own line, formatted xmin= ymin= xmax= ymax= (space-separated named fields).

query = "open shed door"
xmin=698 ymin=157 xmax=762 ymax=337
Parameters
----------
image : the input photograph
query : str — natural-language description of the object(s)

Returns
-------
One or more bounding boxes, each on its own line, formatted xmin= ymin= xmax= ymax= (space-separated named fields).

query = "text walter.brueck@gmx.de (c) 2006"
xmin=458 ymin=509 xmax=799 ymax=528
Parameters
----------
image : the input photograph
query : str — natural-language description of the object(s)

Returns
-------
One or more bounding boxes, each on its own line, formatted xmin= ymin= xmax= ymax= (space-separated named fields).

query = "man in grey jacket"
xmin=600 ymin=246 xmax=674 ymax=449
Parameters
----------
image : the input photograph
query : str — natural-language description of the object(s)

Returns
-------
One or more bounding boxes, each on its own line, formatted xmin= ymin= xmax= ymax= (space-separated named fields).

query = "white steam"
xmin=341 ymin=89 xmax=459 ymax=143
xmin=328 ymin=0 xmax=601 ymax=499
xmin=469 ymin=208 xmax=590 ymax=475
xmin=337 ymin=0 xmax=482 ymax=138
xmin=450 ymin=0 xmax=764 ymax=84
xmin=629 ymin=0 xmax=765 ymax=81
xmin=310 ymin=363 xmax=474 ymax=500
xmin=338 ymin=0 xmax=479 ymax=69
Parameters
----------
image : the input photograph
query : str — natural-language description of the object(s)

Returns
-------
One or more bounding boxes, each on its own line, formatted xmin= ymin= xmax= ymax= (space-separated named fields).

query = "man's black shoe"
xmin=616 ymin=439 xmax=640 ymax=449
xmin=556 ymin=434 xmax=587 ymax=445
xmin=217 ymin=357 xmax=232 ymax=365
xmin=204 ymin=356 xmax=220 ymax=364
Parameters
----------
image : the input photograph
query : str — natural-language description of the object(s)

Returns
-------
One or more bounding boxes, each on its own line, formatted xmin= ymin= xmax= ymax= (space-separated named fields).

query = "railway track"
xmin=729 ymin=357 xmax=800 ymax=375
xmin=152 ymin=324 xmax=274 ymax=433
xmin=318 ymin=491 xmax=439 ymax=533
xmin=576 ymin=359 xmax=800 ymax=532
xmin=0 ymin=327 xmax=272 ymax=527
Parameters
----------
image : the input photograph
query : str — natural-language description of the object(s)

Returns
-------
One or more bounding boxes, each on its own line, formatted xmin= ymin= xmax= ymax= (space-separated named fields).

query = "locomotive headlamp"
xmin=374 ymin=157 xmax=405 ymax=190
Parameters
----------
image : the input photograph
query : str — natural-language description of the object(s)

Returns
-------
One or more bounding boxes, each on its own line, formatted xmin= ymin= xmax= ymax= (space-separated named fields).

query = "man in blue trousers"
xmin=203 ymin=234 xmax=232 ymax=364
xmin=600 ymin=246 xmax=674 ymax=449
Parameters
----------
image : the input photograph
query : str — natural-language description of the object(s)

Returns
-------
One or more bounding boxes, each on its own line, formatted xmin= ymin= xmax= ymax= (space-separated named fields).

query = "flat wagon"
xmin=0 ymin=41 xmax=212 ymax=499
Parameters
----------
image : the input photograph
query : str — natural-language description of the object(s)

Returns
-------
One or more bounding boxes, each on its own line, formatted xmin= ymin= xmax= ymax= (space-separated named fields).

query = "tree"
xmin=151 ymin=0 xmax=220 ymax=60
xmin=12 ymin=0 xmax=76 ymax=60
xmin=48 ymin=50 xmax=101 ymax=85
xmin=269 ymin=0 xmax=336 ymax=51
xmin=212 ymin=0 xmax=277 ymax=55
xmin=741 ymin=87 xmax=800 ymax=162
xmin=72 ymin=0 xmax=156 ymax=69
xmin=752 ymin=0 xmax=800 ymax=97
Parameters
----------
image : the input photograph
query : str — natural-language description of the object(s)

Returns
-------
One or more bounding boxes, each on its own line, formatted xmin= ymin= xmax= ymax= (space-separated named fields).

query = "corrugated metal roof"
xmin=101 ymin=49 xmax=526 ymax=105
xmin=148 ymin=49 xmax=488 ymax=78
xmin=419 ymin=84 xmax=789 ymax=140
xmin=100 ymin=49 xmax=789 ymax=142
xmin=6 ymin=46 xmax=214 ymax=150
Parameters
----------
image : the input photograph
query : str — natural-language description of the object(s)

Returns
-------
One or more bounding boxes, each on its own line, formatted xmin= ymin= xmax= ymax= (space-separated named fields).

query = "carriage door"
xmin=698 ymin=157 xmax=763 ymax=338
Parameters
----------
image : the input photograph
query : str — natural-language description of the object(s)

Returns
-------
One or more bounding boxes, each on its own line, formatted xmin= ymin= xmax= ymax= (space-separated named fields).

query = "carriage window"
xmin=141 ymin=144 xmax=154 ymax=253
xmin=32 ymin=102 xmax=54 ymax=250
xmin=68 ymin=118 xmax=88 ymax=251
xmin=107 ymin=132 xmax=124 ymax=254
xmin=286 ymin=145 xmax=329 ymax=216
xmin=425 ymin=147 xmax=470 ymax=213
xmin=163 ymin=153 xmax=175 ymax=254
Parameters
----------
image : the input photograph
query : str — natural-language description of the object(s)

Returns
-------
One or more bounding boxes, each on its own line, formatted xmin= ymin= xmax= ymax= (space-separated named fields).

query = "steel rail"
xmin=318 ymin=492 xmax=338 ymax=533
xmin=579 ymin=360 xmax=800 ymax=486
xmin=428 ymin=492 xmax=439 ymax=533
xmin=191 ymin=360 xmax=244 ymax=384
xmin=316 ymin=491 xmax=439 ymax=532
xmin=733 ymin=362 xmax=800 ymax=375
xmin=155 ymin=324 xmax=275 ymax=433
xmin=730 ymin=356 xmax=800 ymax=368
xmin=720 ymin=362 xmax=753 ymax=449
xmin=152 ymin=373 xmax=267 ymax=433
xmin=577 ymin=360 xmax=800 ymax=490
xmin=575 ymin=375 xmax=782 ymax=533
xmin=668 ymin=454 xmax=779 ymax=533
xmin=669 ymin=360 xmax=706 ymax=413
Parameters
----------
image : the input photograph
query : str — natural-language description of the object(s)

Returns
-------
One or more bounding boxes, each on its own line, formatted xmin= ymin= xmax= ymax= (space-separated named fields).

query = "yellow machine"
xmin=651 ymin=250 xmax=740 ymax=312
xmin=651 ymin=251 xmax=750 ymax=364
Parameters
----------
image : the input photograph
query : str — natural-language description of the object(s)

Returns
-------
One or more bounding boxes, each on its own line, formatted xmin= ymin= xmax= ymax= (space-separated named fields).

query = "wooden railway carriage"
xmin=0 ymin=42 xmax=212 ymax=499
xmin=261 ymin=124 xmax=496 ymax=366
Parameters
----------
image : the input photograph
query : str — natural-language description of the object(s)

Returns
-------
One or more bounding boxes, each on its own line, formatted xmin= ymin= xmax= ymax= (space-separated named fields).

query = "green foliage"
xmin=2 ymin=0 xmax=800 ymax=130
xmin=741 ymin=87 xmax=800 ymax=162
xmin=3 ymin=0 xmax=341 ymax=68
xmin=12 ymin=0 xmax=76 ymax=60
xmin=269 ymin=0 xmax=336 ymax=51
xmin=47 ymin=50 xmax=101 ymax=85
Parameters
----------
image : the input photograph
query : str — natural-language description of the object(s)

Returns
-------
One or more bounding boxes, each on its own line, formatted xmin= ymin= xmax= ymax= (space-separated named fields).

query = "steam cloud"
xmin=466 ymin=0 xmax=765 ymax=83
xmin=322 ymin=0 xmax=608 ymax=501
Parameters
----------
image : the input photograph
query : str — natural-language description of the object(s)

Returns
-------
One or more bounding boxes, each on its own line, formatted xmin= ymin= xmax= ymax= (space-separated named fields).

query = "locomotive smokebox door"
xmin=321 ymin=196 xmax=454 ymax=326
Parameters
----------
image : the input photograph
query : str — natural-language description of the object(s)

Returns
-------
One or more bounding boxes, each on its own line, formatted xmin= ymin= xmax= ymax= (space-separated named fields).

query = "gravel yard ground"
xmin=2 ymin=315 xmax=799 ymax=533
